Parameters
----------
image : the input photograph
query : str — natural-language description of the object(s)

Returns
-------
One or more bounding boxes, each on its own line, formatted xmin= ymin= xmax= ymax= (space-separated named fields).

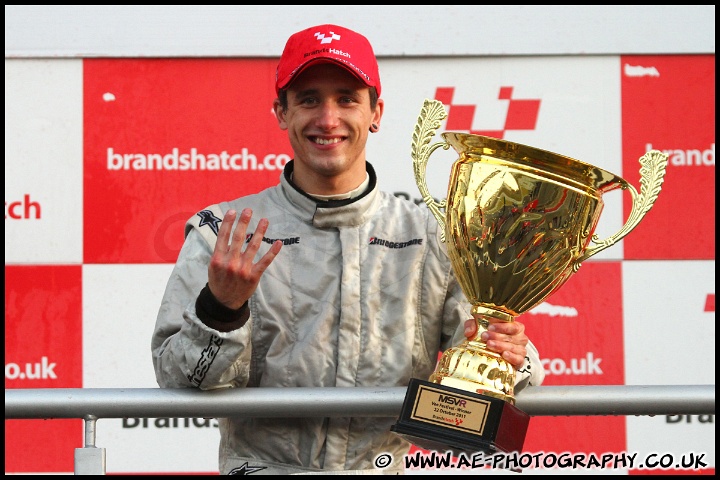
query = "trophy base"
xmin=391 ymin=378 xmax=529 ymax=459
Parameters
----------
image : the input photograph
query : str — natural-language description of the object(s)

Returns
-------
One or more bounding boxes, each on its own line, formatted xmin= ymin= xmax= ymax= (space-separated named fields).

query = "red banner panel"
xmin=620 ymin=55 xmax=715 ymax=260
xmin=5 ymin=265 xmax=84 ymax=473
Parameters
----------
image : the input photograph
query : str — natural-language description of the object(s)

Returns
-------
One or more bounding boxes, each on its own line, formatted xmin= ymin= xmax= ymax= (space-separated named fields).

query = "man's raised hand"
xmin=208 ymin=208 xmax=282 ymax=310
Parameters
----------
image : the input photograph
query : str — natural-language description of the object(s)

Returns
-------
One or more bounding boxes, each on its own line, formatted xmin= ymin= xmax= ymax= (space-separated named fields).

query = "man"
xmin=151 ymin=23 xmax=544 ymax=475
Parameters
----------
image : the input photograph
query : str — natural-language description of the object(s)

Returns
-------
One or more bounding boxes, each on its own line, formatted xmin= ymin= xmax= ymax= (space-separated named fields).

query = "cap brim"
xmin=276 ymin=57 xmax=373 ymax=93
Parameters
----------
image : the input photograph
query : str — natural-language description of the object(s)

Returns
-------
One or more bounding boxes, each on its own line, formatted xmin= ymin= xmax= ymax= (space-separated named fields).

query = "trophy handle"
xmin=412 ymin=99 xmax=451 ymax=242
xmin=575 ymin=150 xmax=669 ymax=269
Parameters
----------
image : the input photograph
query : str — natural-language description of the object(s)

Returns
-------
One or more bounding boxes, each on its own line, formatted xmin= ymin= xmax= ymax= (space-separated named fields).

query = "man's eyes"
xmin=297 ymin=96 xmax=357 ymax=105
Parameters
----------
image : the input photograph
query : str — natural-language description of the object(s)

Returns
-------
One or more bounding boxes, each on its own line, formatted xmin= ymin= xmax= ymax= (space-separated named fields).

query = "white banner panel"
xmin=623 ymin=260 xmax=715 ymax=472
xmin=5 ymin=59 xmax=83 ymax=264
xmin=622 ymin=260 xmax=715 ymax=384
xmin=370 ymin=56 xmax=624 ymax=259
xmin=83 ymin=263 xmax=220 ymax=473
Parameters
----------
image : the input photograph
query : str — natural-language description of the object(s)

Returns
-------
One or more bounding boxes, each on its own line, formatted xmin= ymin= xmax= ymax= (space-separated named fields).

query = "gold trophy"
xmin=391 ymin=99 xmax=668 ymax=456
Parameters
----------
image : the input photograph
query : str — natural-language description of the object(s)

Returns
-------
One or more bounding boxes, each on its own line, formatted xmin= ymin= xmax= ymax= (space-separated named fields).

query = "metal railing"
xmin=5 ymin=385 xmax=716 ymax=475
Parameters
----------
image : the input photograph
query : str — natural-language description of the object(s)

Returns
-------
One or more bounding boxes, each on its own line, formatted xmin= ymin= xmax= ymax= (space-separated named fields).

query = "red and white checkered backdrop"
xmin=5 ymin=54 xmax=715 ymax=474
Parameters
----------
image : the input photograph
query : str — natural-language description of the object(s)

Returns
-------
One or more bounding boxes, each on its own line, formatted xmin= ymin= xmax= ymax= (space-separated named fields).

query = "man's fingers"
xmin=501 ymin=350 xmax=526 ymax=370
xmin=253 ymin=240 xmax=283 ymax=274
xmin=228 ymin=208 xmax=253 ymax=255
xmin=215 ymin=209 xmax=238 ymax=254
xmin=463 ymin=319 xmax=476 ymax=338
xmin=207 ymin=208 xmax=281 ymax=310
xmin=244 ymin=217 xmax=269 ymax=254
xmin=479 ymin=319 xmax=529 ymax=369
xmin=483 ymin=337 xmax=526 ymax=369
xmin=221 ymin=209 xmax=279 ymax=272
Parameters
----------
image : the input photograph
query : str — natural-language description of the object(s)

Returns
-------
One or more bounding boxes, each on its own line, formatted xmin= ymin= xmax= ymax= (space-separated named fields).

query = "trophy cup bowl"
xmin=391 ymin=99 xmax=668 ymax=457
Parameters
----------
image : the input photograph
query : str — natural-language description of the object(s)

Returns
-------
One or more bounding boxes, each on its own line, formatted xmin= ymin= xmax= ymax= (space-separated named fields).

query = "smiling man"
xmin=151 ymin=24 xmax=544 ymax=475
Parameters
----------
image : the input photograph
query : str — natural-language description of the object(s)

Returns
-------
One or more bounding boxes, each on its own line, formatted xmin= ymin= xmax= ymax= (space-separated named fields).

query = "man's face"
xmin=274 ymin=62 xmax=383 ymax=194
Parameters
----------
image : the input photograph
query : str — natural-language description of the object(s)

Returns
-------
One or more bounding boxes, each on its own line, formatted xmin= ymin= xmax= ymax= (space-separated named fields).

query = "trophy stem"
xmin=467 ymin=305 xmax=515 ymax=346
xmin=429 ymin=305 xmax=517 ymax=403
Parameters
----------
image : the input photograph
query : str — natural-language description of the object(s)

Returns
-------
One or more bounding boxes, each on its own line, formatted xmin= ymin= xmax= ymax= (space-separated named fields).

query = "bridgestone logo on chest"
xmin=369 ymin=237 xmax=423 ymax=249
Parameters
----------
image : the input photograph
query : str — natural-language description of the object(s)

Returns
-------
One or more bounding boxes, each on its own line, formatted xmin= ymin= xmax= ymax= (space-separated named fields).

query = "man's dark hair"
xmin=277 ymin=88 xmax=379 ymax=113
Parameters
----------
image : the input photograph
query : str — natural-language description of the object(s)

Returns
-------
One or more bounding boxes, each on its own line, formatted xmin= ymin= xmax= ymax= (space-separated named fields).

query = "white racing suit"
xmin=151 ymin=161 xmax=544 ymax=475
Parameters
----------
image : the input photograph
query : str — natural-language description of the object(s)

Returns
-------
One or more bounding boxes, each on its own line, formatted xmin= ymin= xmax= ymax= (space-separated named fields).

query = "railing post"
xmin=74 ymin=415 xmax=106 ymax=475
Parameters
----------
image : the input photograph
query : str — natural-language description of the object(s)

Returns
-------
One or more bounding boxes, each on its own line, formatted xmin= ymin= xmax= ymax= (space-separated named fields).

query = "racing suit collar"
xmin=281 ymin=160 xmax=381 ymax=228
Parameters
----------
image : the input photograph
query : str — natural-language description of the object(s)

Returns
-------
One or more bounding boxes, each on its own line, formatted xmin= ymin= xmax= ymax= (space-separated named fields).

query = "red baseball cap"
xmin=275 ymin=24 xmax=381 ymax=96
